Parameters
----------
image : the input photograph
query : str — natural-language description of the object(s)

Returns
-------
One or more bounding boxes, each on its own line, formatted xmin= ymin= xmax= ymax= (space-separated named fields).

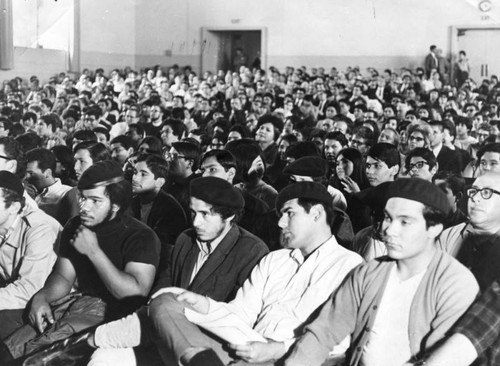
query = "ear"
xmin=391 ymin=164 xmax=400 ymax=176
xmin=43 ymin=168 xmax=53 ymax=178
xmin=155 ymin=177 xmax=166 ymax=188
xmin=127 ymin=147 xmax=134 ymax=156
xmin=430 ymin=165 xmax=438 ymax=175
xmin=310 ymin=204 xmax=324 ymax=222
xmin=427 ymin=222 xmax=444 ymax=241
xmin=111 ymin=203 xmax=120 ymax=215
xmin=226 ymin=167 xmax=236 ymax=182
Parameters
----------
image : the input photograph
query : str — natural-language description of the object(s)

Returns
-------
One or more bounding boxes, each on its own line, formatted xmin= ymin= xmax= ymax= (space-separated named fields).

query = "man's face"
xmin=110 ymin=143 xmax=132 ymax=166
xmin=36 ymin=121 xmax=52 ymax=137
xmin=350 ymin=134 xmax=368 ymax=155
xmin=324 ymin=139 xmax=343 ymax=163
xmin=150 ymin=106 xmax=162 ymax=121
xmin=168 ymin=147 xmax=191 ymax=178
xmin=95 ymin=132 xmax=109 ymax=146
xmin=161 ymin=125 xmax=179 ymax=147
xmin=126 ymin=128 xmax=142 ymax=144
xmin=25 ymin=161 xmax=48 ymax=191
xmin=479 ymin=152 xmax=500 ymax=176
xmin=190 ymin=197 xmax=230 ymax=242
xmin=278 ymin=198 xmax=316 ymax=251
xmin=325 ymin=106 xmax=337 ymax=119
xmin=132 ymin=161 xmax=161 ymax=194
xmin=378 ymin=129 xmax=396 ymax=145
xmin=201 ymin=156 xmax=232 ymax=182
xmin=407 ymin=157 xmax=435 ymax=181
xmin=124 ymin=110 xmax=139 ymax=125
xmin=366 ymin=156 xmax=395 ymax=186
xmin=74 ymin=149 xmax=94 ymax=180
xmin=78 ymin=186 xmax=117 ymax=227
xmin=468 ymin=174 xmax=500 ymax=232
xmin=382 ymin=198 xmax=438 ymax=261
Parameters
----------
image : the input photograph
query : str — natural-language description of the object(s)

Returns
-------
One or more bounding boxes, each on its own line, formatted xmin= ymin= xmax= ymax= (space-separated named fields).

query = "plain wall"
xmin=2 ymin=0 xmax=499 ymax=82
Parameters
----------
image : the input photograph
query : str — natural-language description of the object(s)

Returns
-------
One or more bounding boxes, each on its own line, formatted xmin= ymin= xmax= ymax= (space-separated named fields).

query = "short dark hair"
xmin=103 ymin=179 xmax=133 ymax=215
xmin=325 ymin=131 xmax=348 ymax=147
xmin=476 ymin=143 xmax=500 ymax=164
xmin=368 ymin=143 xmax=400 ymax=168
xmin=353 ymin=126 xmax=376 ymax=147
xmin=164 ymin=119 xmax=187 ymax=139
xmin=111 ymin=135 xmax=134 ymax=150
xmin=0 ymin=137 xmax=26 ymax=178
xmin=201 ymin=149 xmax=237 ymax=172
xmin=135 ymin=153 xmax=169 ymax=180
xmin=39 ymin=114 xmax=60 ymax=133
xmin=26 ymin=147 xmax=57 ymax=173
xmin=73 ymin=129 xmax=97 ymax=143
xmin=93 ymin=127 xmax=110 ymax=141
xmin=405 ymin=147 xmax=437 ymax=170
xmin=0 ymin=187 xmax=25 ymax=212
xmin=74 ymin=141 xmax=110 ymax=162
xmin=172 ymin=141 xmax=201 ymax=171
xmin=422 ymin=204 xmax=447 ymax=229
xmin=433 ymin=171 xmax=465 ymax=198
xmin=137 ymin=136 xmax=162 ymax=155
xmin=297 ymin=197 xmax=335 ymax=227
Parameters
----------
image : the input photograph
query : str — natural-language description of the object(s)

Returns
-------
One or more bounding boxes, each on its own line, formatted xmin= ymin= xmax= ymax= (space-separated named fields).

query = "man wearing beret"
xmin=146 ymin=181 xmax=362 ymax=366
xmin=0 ymin=160 xmax=161 ymax=362
xmin=284 ymin=178 xmax=479 ymax=366
xmin=0 ymin=172 xmax=61 ymax=339
xmin=28 ymin=176 xmax=269 ymax=366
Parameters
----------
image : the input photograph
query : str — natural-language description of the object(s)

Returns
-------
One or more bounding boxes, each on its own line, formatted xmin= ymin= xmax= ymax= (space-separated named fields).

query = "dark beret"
xmin=276 ymin=182 xmax=332 ymax=212
xmin=190 ymin=176 xmax=244 ymax=209
xmin=386 ymin=178 xmax=450 ymax=215
xmin=0 ymin=171 xmax=24 ymax=196
xmin=78 ymin=160 xmax=124 ymax=191
xmin=283 ymin=156 xmax=328 ymax=178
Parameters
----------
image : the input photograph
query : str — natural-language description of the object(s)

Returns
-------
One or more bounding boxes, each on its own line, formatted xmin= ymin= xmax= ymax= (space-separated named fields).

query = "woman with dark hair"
xmin=137 ymin=135 xmax=162 ymax=155
xmin=50 ymin=145 xmax=78 ymax=187
xmin=331 ymin=147 xmax=369 ymax=195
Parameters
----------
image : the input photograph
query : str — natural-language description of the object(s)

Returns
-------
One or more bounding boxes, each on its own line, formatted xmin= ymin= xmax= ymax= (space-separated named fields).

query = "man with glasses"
xmin=439 ymin=172 xmax=500 ymax=291
xmin=350 ymin=126 xmax=375 ymax=156
xmin=405 ymin=147 xmax=438 ymax=181
xmin=110 ymin=104 xmax=141 ymax=140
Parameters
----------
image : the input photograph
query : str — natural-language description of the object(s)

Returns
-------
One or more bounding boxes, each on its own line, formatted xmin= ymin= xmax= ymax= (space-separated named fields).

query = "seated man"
xmin=147 ymin=182 xmax=363 ymax=366
xmin=0 ymin=161 xmax=161 ymax=362
xmin=130 ymin=153 xmax=188 ymax=270
xmin=285 ymin=178 xmax=479 ymax=366
xmin=438 ymin=172 xmax=500 ymax=290
xmin=405 ymin=147 xmax=438 ymax=181
xmin=0 ymin=172 xmax=61 ymax=339
xmin=412 ymin=277 xmax=500 ymax=366
xmin=23 ymin=176 xmax=269 ymax=366
xmin=25 ymin=147 xmax=72 ymax=219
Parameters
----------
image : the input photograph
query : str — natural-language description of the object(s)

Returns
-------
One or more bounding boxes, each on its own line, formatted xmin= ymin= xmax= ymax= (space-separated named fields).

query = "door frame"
xmin=450 ymin=25 xmax=500 ymax=83
xmin=200 ymin=26 xmax=267 ymax=75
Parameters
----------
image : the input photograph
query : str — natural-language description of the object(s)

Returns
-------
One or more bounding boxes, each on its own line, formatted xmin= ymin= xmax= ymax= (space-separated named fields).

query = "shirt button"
xmin=357 ymin=347 xmax=362 ymax=352
xmin=365 ymin=327 xmax=370 ymax=332
xmin=372 ymin=305 xmax=378 ymax=310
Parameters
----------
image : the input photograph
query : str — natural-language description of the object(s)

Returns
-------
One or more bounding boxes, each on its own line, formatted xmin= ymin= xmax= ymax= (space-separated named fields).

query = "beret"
xmin=283 ymin=156 xmax=328 ymax=178
xmin=386 ymin=178 xmax=450 ymax=215
xmin=190 ymin=176 xmax=244 ymax=209
xmin=0 ymin=171 xmax=24 ymax=196
xmin=276 ymin=182 xmax=332 ymax=212
xmin=78 ymin=160 xmax=124 ymax=190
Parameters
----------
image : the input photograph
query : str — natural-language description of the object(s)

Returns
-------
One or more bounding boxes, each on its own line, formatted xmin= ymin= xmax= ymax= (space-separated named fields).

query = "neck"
xmin=138 ymin=189 xmax=159 ymax=204
xmin=300 ymin=229 xmax=332 ymax=257
xmin=396 ymin=243 xmax=436 ymax=280
xmin=259 ymin=140 xmax=273 ymax=150
xmin=472 ymin=223 xmax=500 ymax=236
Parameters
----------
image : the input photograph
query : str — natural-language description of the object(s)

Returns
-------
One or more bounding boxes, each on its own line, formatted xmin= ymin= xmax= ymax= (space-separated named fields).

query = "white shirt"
xmin=361 ymin=267 xmax=425 ymax=366
xmin=207 ymin=236 xmax=363 ymax=349
xmin=36 ymin=178 xmax=72 ymax=218
xmin=189 ymin=232 xmax=226 ymax=284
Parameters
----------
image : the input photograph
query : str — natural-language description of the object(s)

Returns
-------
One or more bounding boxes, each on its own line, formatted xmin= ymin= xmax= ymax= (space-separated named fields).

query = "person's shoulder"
xmin=431 ymin=250 xmax=478 ymax=287
xmin=23 ymin=206 xmax=62 ymax=232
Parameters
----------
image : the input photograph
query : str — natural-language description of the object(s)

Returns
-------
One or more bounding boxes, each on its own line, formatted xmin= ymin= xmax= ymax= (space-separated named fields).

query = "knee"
xmin=149 ymin=293 xmax=183 ymax=320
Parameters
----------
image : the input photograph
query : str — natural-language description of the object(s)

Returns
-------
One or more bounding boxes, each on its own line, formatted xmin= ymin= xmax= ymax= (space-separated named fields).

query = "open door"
xmin=200 ymin=28 xmax=265 ymax=75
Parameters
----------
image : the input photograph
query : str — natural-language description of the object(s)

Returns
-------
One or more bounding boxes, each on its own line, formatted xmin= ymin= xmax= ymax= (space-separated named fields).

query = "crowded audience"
xmin=0 ymin=58 xmax=499 ymax=366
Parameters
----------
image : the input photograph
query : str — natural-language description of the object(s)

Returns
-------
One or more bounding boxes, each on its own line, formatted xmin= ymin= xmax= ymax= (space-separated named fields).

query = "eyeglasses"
xmin=408 ymin=136 xmax=424 ymax=142
xmin=467 ymin=187 xmax=500 ymax=200
xmin=406 ymin=161 xmax=429 ymax=171
xmin=163 ymin=152 xmax=187 ymax=161
xmin=0 ymin=154 xmax=10 ymax=161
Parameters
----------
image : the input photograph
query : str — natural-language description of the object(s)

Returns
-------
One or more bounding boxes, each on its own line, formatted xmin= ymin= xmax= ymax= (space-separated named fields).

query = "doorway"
xmin=452 ymin=26 xmax=500 ymax=83
xmin=200 ymin=28 xmax=265 ymax=75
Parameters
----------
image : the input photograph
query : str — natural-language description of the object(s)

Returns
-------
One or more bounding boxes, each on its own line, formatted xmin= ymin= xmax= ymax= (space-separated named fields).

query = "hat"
xmin=0 ymin=171 xmax=24 ymax=196
xmin=276 ymin=182 xmax=332 ymax=212
xmin=77 ymin=160 xmax=124 ymax=190
xmin=256 ymin=115 xmax=284 ymax=135
xmin=190 ymin=176 xmax=244 ymax=209
xmin=386 ymin=178 xmax=450 ymax=215
xmin=283 ymin=156 xmax=328 ymax=178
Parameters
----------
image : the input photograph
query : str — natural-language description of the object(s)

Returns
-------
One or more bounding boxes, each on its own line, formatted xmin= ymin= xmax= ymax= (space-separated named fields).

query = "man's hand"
xmin=176 ymin=291 xmax=210 ymax=314
xmin=70 ymin=226 xmax=101 ymax=258
xmin=228 ymin=340 xmax=286 ymax=363
xmin=28 ymin=293 xmax=54 ymax=334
